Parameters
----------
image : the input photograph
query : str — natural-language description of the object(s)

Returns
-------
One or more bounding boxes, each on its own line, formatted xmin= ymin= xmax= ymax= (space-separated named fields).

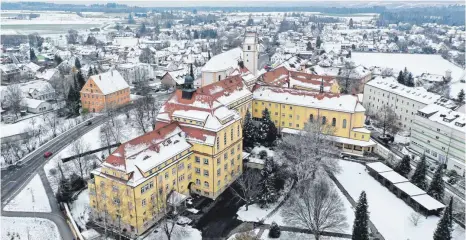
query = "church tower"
xmin=242 ymin=32 xmax=259 ymax=76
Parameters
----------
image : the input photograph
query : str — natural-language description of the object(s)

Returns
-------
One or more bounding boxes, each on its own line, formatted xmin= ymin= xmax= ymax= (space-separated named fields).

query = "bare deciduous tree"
xmin=42 ymin=113 xmax=60 ymax=137
xmin=4 ymin=85 xmax=24 ymax=117
xmin=70 ymin=138 xmax=90 ymax=179
xmin=100 ymin=119 xmax=123 ymax=154
xmin=409 ymin=212 xmax=422 ymax=226
xmin=230 ymin=170 xmax=261 ymax=211
xmin=276 ymin=118 xmax=340 ymax=182
xmin=374 ymin=104 xmax=401 ymax=137
xmin=283 ymin=178 xmax=348 ymax=240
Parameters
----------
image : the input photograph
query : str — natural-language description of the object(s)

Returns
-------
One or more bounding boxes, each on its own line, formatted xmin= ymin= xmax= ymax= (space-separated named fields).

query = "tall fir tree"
xmin=243 ymin=110 xmax=258 ymax=150
xmin=87 ymin=67 xmax=94 ymax=78
xmin=433 ymin=208 xmax=452 ymax=240
xmin=457 ymin=89 xmax=465 ymax=103
xmin=448 ymin=197 xmax=453 ymax=230
xmin=406 ymin=73 xmax=414 ymax=87
xmin=427 ymin=165 xmax=445 ymax=201
xmin=352 ymin=191 xmax=369 ymax=240
xmin=30 ymin=48 xmax=37 ymax=62
xmin=394 ymin=155 xmax=411 ymax=178
xmin=259 ymin=108 xmax=277 ymax=147
xmin=397 ymin=70 xmax=404 ymax=85
xmin=76 ymin=71 xmax=86 ymax=90
xmin=75 ymin=57 xmax=82 ymax=70
xmin=411 ymin=154 xmax=427 ymax=190
xmin=94 ymin=66 xmax=99 ymax=74
xmin=259 ymin=158 xmax=278 ymax=206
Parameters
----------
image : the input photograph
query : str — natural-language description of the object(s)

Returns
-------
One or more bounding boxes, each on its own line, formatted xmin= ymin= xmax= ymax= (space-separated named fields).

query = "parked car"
xmin=44 ymin=151 xmax=53 ymax=158
xmin=86 ymin=121 xmax=92 ymax=126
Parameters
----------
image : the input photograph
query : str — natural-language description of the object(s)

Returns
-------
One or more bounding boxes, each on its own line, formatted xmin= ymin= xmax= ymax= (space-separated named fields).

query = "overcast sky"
xmin=3 ymin=0 xmax=460 ymax=7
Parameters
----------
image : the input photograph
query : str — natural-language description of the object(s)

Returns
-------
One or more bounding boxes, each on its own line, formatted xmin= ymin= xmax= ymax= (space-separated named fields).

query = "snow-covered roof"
xmin=24 ymin=62 xmax=41 ymax=72
xmin=22 ymin=98 xmax=48 ymax=108
xmin=411 ymin=194 xmax=445 ymax=210
xmin=393 ymin=182 xmax=426 ymax=196
xmin=379 ymin=171 xmax=409 ymax=184
xmin=36 ymin=68 xmax=58 ymax=81
xmin=366 ymin=162 xmax=393 ymax=173
xmin=418 ymin=104 xmax=465 ymax=133
xmin=366 ymin=76 xmax=441 ymax=105
xmin=89 ymin=70 xmax=129 ymax=95
xmin=202 ymin=47 xmax=242 ymax=72
xmin=253 ymin=85 xmax=364 ymax=113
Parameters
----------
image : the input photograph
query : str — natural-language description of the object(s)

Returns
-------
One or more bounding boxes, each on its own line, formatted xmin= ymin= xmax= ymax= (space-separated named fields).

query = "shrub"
xmin=268 ymin=222 xmax=281 ymax=238
xmin=258 ymin=150 xmax=268 ymax=159
xmin=49 ymin=168 xmax=58 ymax=176
xmin=69 ymin=173 xmax=86 ymax=191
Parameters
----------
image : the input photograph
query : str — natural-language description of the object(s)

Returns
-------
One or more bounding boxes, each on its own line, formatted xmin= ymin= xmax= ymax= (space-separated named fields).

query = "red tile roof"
xmin=261 ymin=66 xmax=336 ymax=88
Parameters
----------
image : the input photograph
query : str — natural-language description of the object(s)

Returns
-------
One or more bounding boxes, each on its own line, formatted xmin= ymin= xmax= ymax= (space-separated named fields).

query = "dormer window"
xmin=248 ymin=46 xmax=251 ymax=50
xmin=455 ymin=122 xmax=465 ymax=127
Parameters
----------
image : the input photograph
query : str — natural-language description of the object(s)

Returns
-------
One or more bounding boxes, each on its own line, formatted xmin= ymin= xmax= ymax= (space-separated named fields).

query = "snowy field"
xmin=144 ymin=223 xmax=202 ymax=240
xmin=1 ymin=217 xmax=61 ymax=240
xmin=351 ymin=52 xmax=465 ymax=98
xmin=3 ymin=174 xmax=51 ymax=213
xmin=335 ymin=160 xmax=465 ymax=240
xmin=70 ymin=189 xmax=90 ymax=230
xmin=228 ymin=229 xmax=347 ymax=240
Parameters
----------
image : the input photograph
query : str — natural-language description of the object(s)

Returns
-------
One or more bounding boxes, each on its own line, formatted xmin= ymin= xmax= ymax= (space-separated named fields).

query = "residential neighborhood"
xmin=0 ymin=2 xmax=465 ymax=240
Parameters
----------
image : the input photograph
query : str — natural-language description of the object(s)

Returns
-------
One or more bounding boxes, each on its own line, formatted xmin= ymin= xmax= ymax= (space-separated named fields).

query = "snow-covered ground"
xmin=351 ymin=52 xmax=466 ymax=98
xmin=237 ymin=180 xmax=293 ymax=222
xmin=144 ymin=222 xmax=202 ymax=240
xmin=262 ymin=176 xmax=355 ymax=234
xmin=251 ymin=146 xmax=275 ymax=158
xmin=3 ymin=174 xmax=51 ymax=213
xmin=335 ymin=160 xmax=465 ymax=240
xmin=228 ymin=229 xmax=347 ymax=240
xmin=1 ymin=217 xmax=61 ymax=240
xmin=70 ymin=189 xmax=90 ymax=230
xmin=43 ymin=114 xmax=144 ymax=193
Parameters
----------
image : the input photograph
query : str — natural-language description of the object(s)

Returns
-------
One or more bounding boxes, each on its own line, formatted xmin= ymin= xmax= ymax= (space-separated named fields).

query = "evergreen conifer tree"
xmin=30 ymin=48 xmax=37 ymax=61
xmin=75 ymin=57 xmax=82 ymax=70
xmin=397 ymin=70 xmax=404 ymax=85
xmin=433 ymin=209 xmax=452 ymax=240
xmin=394 ymin=155 xmax=411 ymax=178
xmin=457 ymin=89 xmax=465 ymax=103
xmin=243 ymin=110 xmax=257 ymax=150
xmin=427 ymin=165 xmax=445 ymax=201
xmin=448 ymin=197 xmax=453 ymax=230
xmin=352 ymin=191 xmax=369 ymax=240
xmin=411 ymin=154 xmax=427 ymax=190
xmin=94 ymin=66 xmax=99 ymax=74
xmin=259 ymin=108 xmax=277 ymax=147
xmin=87 ymin=67 xmax=94 ymax=78
xmin=259 ymin=158 xmax=278 ymax=206
xmin=269 ymin=222 xmax=281 ymax=238
xmin=406 ymin=73 xmax=414 ymax=87
xmin=76 ymin=71 xmax=86 ymax=90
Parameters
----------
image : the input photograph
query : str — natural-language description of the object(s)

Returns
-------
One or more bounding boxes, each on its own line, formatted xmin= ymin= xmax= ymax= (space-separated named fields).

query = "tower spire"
xmin=319 ymin=78 xmax=324 ymax=93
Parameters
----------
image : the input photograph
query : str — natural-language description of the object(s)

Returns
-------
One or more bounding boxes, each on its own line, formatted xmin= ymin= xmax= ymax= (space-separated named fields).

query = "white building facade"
xmin=363 ymin=77 xmax=447 ymax=133
xmin=410 ymin=104 xmax=465 ymax=176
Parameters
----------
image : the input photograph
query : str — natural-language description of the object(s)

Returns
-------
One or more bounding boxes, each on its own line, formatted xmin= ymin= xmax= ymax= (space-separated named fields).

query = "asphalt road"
xmin=1 ymin=115 xmax=107 ymax=204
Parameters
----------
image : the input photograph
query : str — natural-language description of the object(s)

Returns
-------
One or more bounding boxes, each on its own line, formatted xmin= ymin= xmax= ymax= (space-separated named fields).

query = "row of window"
xmin=216 ymin=125 xmax=241 ymax=150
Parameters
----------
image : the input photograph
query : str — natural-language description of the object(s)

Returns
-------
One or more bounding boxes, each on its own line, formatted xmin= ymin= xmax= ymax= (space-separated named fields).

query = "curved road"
xmin=1 ymin=115 xmax=107 ymax=240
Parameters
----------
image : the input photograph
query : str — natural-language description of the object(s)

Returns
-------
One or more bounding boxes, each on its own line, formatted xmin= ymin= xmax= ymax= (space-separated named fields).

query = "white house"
xmin=21 ymin=98 xmax=52 ymax=113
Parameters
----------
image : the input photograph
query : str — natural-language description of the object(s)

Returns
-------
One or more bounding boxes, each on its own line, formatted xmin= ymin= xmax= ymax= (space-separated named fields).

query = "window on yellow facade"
xmin=332 ymin=118 xmax=336 ymax=127
xmin=237 ymin=125 xmax=240 ymax=137
xmin=224 ymin=152 xmax=228 ymax=159
xmin=203 ymin=170 xmax=209 ymax=176
xmin=203 ymin=158 xmax=209 ymax=165
xmin=297 ymin=124 xmax=300 ymax=128
xmin=188 ymin=174 xmax=192 ymax=180
xmin=224 ymin=132 xmax=227 ymax=145
xmin=231 ymin=148 xmax=235 ymax=155
xmin=255 ymin=109 xmax=257 ymax=112
xmin=195 ymin=168 xmax=200 ymax=174
xmin=231 ymin=128 xmax=233 ymax=141
xmin=165 ymin=172 xmax=169 ymax=179
xmin=216 ymin=137 xmax=219 ymax=150
xmin=204 ymin=181 xmax=209 ymax=187
xmin=343 ymin=119 xmax=347 ymax=128
xmin=142 ymin=199 xmax=146 ymax=206
xmin=195 ymin=156 xmax=200 ymax=163
xmin=322 ymin=116 xmax=327 ymax=124
xmin=230 ymin=159 xmax=234 ymax=166
xmin=289 ymin=123 xmax=292 ymax=127
xmin=217 ymin=158 xmax=220 ymax=164
xmin=217 ymin=168 xmax=221 ymax=176
xmin=224 ymin=164 xmax=228 ymax=170
xmin=310 ymin=114 xmax=314 ymax=122
xmin=172 ymin=168 xmax=176 ymax=174
xmin=196 ymin=179 xmax=200 ymax=185
xmin=187 ymin=163 xmax=192 ymax=169
xmin=218 ymin=180 xmax=221 ymax=186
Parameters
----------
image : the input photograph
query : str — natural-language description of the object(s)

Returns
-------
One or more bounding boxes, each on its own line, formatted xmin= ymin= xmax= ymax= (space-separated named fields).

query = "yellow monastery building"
xmin=88 ymin=75 xmax=249 ymax=236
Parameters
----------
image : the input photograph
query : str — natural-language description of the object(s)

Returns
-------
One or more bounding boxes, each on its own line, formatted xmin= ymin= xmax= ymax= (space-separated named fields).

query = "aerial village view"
xmin=0 ymin=1 xmax=465 ymax=240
